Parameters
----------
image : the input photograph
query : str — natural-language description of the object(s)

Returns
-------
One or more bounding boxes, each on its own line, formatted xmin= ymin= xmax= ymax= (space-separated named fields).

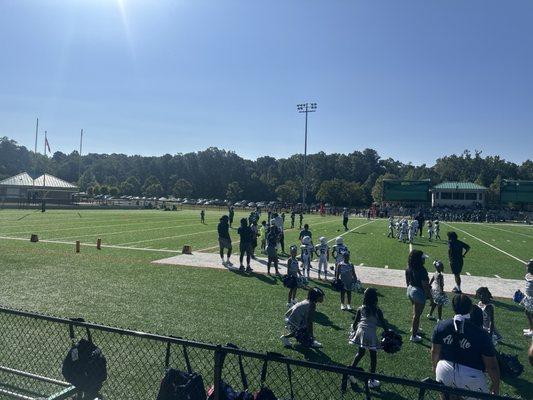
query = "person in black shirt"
xmin=217 ymin=215 xmax=232 ymax=266
xmin=299 ymin=212 xmax=304 ymax=229
xmin=200 ymin=209 xmax=205 ymax=224
xmin=405 ymin=250 xmax=430 ymax=343
xmin=431 ymin=294 xmax=500 ymax=396
xmin=228 ymin=206 xmax=235 ymax=228
xmin=237 ymin=218 xmax=253 ymax=273
xmin=299 ymin=224 xmax=312 ymax=243
xmin=290 ymin=211 xmax=295 ymax=229
xmin=447 ymin=231 xmax=470 ymax=293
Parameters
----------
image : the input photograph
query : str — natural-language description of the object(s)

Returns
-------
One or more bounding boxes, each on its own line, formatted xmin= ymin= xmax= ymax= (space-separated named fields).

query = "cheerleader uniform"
xmin=520 ymin=273 xmax=533 ymax=313
xmin=349 ymin=306 xmax=386 ymax=350
xmin=431 ymin=272 xmax=448 ymax=305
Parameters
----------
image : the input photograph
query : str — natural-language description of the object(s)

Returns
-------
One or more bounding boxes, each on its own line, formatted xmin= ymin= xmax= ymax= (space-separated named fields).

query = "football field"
xmin=0 ymin=208 xmax=531 ymax=398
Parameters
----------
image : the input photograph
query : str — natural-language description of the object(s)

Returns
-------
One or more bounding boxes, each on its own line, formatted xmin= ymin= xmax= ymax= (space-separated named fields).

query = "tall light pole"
xmin=297 ymin=102 xmax=317 ymax=208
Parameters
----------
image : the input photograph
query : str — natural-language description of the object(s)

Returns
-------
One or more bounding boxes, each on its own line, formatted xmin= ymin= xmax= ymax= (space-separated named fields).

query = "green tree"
xmin=275 ymin=181 xmax=300 ymax=203
xmin=173 ymin=178 xmax=193 ymax=198
xmin=86 ymin=186 xmax=94 ymax=196
xmin=92 ymin=184 xmax=101 ymax=196
xmin=226 ymin=181 xmax=243 ymax=201
xmin=78 ymin=170 xmax=96 ymax=191
xmin=109 ymin=186 xmax=119 ymax=197
xmin=100 ymin=185 xmax=109 ymax=196
xmin=145 ymin=183 xmax=163 ymax=198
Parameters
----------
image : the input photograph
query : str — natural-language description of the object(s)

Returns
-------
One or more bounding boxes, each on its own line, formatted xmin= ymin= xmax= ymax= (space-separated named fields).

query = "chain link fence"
xmin=0 ymin=305 xmax=520 ymax=400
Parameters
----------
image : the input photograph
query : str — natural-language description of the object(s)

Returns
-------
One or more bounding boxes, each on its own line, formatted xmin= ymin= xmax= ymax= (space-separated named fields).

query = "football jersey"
xmin=333 ymin=244 xmax=349 ymax=262
xmin=315 ymin=243 xmax=329 ymax=257
xmin=287 ymin=258 xmax=299 ymax=276
xmin=301 ymin=244 xmax=313 ymax=258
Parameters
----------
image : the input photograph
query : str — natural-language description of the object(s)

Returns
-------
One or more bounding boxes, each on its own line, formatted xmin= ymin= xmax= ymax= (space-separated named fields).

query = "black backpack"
xmin=156 ymin=340 xmax=206 ymax=400
xmin=62 ymin=320 xmax=107 ymax=397
xmin=497 ymin=352 xmax=524 ymax=379
xmin=254 ymin=353 xmax=294 ymax=400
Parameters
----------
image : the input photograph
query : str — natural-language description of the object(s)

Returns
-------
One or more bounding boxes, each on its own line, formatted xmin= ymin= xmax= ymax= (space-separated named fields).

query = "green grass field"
xmin=0 ymin=208 xmax=531 ymax=398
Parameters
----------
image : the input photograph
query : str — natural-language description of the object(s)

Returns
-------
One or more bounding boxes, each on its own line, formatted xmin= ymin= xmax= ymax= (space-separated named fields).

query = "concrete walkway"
xmin=152 ymin=252 xmax=521 ymax=299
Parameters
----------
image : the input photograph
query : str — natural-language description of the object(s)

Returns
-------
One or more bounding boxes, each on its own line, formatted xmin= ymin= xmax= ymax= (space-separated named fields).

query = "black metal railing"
xmin=0 ymin=306 xmax=520 ymax=400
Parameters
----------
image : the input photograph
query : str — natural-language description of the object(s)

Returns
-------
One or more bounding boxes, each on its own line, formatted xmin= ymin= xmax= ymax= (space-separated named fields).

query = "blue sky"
xmin=1 ymin=0 xmax=532 ymax=165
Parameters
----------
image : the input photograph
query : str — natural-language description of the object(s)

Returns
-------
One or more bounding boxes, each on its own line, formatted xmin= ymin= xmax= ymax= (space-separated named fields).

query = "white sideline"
xmin=51 ymin=222 xmax=205 ymax=241
xmin=443 ymin=222 xmax=526 ymax=264
xmin=0 ymin=235 xmax=180 ymax=253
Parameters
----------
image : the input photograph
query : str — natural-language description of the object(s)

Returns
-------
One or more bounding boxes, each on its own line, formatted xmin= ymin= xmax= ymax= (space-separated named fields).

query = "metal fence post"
xmin=213 ymin=345 xmax=224 ymax=400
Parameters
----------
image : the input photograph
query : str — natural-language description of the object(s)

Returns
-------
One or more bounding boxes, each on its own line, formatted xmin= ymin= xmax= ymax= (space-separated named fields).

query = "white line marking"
xmin=51 ymin=222 xmax=204 ymax=241
xmin=0 ymin=236 xmax=180 ymax=253
xmin=494 ymin=275 xmax=501 ymax=279
xmin=326 ymin=220 xmax=376 ymax=243
xmin=482 ymin=225 xmax=533 ymax=239
xmin=116 ymin=229 xmax=218 ymax=246
xmin=443 ymin=222 xmax=526 ymax=264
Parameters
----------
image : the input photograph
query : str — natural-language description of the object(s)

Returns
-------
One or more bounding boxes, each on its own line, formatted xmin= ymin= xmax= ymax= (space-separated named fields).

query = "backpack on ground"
xmin=62 ymin=319 xmax=107 ymax=397
xmin=497 ymin=352 xmax=524 ymax=378
xmin=253 ymin=358 xmax=276 ymax=400
xmin=156 ymin=339 xmax=206 ymax=400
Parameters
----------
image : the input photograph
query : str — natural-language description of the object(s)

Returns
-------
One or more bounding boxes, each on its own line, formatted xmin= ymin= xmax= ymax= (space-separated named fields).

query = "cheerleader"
xmin=521 ymin=259 xmax=533 ymax=337
xmin=281 ymin=287 xmax=325 ymax=349
xmin=285 ymin=245 xmax=302 ymax=307
xmin=427 ymin=260 xmax=448 ymax=322
xmin=336 ymin=252 xmax=358 ymax=310
xmin=427 ymin=220 xmax=434 ymax=241
xmin=476 ymin=287 xmax=502 ymax=344
xmin=300 ymin=236 xmax=314 ymax=278
xmin=315 ymin=236 xmax=329 ymax=280
xmin=348 ymin=288 xmax=388 ymax=389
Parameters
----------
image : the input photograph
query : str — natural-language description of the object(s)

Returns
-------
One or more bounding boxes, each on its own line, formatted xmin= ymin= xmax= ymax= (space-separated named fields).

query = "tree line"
xmin=1 ymin=136 xmax=531 ymax=207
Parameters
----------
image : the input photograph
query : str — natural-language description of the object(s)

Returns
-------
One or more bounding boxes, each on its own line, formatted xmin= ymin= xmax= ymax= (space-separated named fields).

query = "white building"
xmin=431 ymin=182 xmax=487 ymax=207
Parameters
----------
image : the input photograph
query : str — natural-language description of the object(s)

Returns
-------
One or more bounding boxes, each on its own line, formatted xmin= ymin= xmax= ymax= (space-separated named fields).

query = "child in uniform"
xmin=434 ymin=220 xmax=441 ymax=240
xmin=348 ymin=288 xmax=388 ymax=389
xmin=332 ymin=236 xmax=349 ymax=267
xmin=336 ymin=252 xmax=357 ymax=310
xmin=427 ymin=260 xmax=448 ymax=322
xmin=521 ymin=260 xmax=533 ymax=337
xmin=476 ymin=287 xmax=502 ymax=344
xmin=300 ymin=236 xmax=314 ymax=278
xmin=427 ymin=220 xmax=434 ymax=241
xmin=387 ymin=216 xmax=395 ymax=238
xmin=286 ymin=245 xmax=303 ymax=307
xmin=315 ymin=236 xmax=329 ymax=281
xmin=259 ymin=221 xmax=267 ymax=253
xmin=281 ymin=287 xmax=325 ymax=348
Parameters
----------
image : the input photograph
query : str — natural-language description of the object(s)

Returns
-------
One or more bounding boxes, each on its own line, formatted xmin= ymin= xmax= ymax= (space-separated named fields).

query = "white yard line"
xmin=443 ymin=222 xmax=526 ymax=264
xmin=326 ymin=220 xmax=376 ymax=243
xmin=116 ymin=229 xmax=217 ymax=246
xmin=0 ymin=235 xmax=180 ymax=253
xmin=482 ymin=224 xmax=533 ymax=239
xmin=51 ymin=222 xmax=204 ymax=241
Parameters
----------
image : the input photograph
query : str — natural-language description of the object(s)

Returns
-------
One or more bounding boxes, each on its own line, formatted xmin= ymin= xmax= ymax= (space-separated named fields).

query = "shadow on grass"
xmin=500 ymin=376 xmax=533 ymax=400
xmin=291 ymin=345 xmax=338 ymax=365
xmin=314 ymin=311 xmax=342 ymax=331
xmin=498 ymin=341 xmax=522 ymax=351
xmin=493 ymin=300 xmax=522 ymax=312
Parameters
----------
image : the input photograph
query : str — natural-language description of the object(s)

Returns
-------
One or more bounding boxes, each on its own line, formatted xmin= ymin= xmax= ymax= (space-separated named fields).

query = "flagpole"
xmin=33 ymin=118 xmax=38 ymax=201
xmin=34 ymin=118 xmax=38 ymax=153
xmin=42 ymin=130 xmax=47 ymax=212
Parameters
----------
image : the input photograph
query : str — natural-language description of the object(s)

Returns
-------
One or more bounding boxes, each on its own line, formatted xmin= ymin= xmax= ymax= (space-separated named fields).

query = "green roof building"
xmin=431 ymin=181 xmax=487 ymax=207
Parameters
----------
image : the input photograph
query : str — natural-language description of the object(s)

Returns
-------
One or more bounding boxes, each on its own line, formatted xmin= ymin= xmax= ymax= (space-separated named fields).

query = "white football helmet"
xmin=335 ymin=236 xmax=343 ymax=245
xmin=302 ymin=236 xmax=311 ymax=245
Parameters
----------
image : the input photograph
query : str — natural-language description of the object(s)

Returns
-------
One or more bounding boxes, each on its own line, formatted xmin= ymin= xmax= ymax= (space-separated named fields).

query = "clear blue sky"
xmin=1 ymin=0 xmax=532 ymax=166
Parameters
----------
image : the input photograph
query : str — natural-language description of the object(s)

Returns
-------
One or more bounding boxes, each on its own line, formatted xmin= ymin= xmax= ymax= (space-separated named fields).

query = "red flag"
xmin=45 ymin=136 xmax=51 ymax=153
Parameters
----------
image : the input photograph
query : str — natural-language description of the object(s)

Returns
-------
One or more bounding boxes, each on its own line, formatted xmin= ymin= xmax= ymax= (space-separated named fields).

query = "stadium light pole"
xmin=297 ymin=102 xmax=317 ymax=208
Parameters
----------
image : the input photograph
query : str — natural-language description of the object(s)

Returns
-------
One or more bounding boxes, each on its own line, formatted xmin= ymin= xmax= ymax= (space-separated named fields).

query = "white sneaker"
xmin=523 ymin=328 xmax=532 ymax=332
xmin=368 ymin=379 xmax=380 ymax=389
xmin=311 ymin=340 xmax=323 ymax=348
xmin=346 ymin=304 xmax=352 ymax=310
xmin=280 ymin=336 xmax=292 ymax=348
xmin=427 ymin=314 xmax=436 ymax=321
xmin=524 ymin=330 xmax=533 ymax=337
xmin=226 ymin=260 xmax=233 ymax=266
xmin=410 ymin=335 xmax=422 ymax=343
xmin=341 ymin=304 xmax=347 ymax=311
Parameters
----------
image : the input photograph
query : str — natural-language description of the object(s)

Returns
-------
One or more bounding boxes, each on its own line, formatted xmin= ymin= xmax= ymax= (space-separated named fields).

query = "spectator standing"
xmin=405 ymin=250 xmax=430 ymax=343
xmin=217 ymin=216 xmax=232 ymax=266
xmin=447 ymin=231 xmax=470 ymax=293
